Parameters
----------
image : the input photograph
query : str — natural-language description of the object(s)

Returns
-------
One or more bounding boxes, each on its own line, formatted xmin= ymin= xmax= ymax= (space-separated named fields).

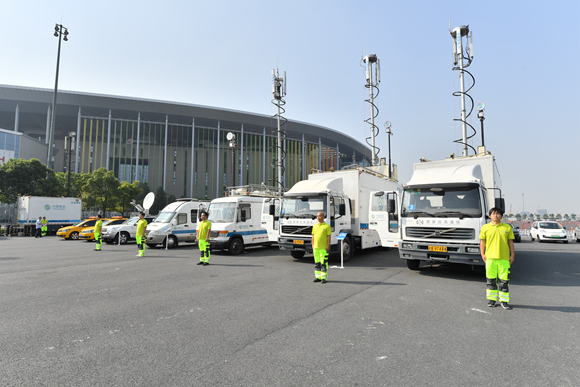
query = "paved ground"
xmin=1 ymin=236 xmax=579 ymax=386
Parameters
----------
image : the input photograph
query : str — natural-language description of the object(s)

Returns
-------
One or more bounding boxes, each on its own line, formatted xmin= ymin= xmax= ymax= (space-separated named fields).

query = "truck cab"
xmin=146 ymin=199 xmax=208 ymax=248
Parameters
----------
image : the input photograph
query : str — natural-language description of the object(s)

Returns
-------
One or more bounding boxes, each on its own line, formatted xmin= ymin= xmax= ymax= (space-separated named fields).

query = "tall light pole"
xmin=227 ymin=132 xmax=236 ymax=188
xmin=384 ymin=121 xmax=393 ymax=179
xmin=65 ymin=131 xmax=76 ymax=196
xmin=47 ymin=23 xmax=69 ymax=169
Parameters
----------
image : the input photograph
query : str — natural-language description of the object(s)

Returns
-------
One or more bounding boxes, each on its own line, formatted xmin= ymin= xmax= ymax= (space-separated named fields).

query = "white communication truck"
xmin=16 ymin=196 xmax=82 ymax=233
xmin=146 ymin=199 xmax=208 ymax=248
xmin=205 ymin=185 xmax=280 ymax=255
xmin=398 ymin=153 xmax=504 ymax=271
xmin=277 ymin=165 xmax=402 ymax=261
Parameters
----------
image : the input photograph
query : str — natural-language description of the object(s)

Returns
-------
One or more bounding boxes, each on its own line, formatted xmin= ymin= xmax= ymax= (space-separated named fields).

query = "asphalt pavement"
xmin=1 ymin=235 xmax=579 ymax=386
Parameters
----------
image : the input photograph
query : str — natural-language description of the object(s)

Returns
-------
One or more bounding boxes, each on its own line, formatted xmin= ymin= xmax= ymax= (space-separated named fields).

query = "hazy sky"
xmin=2 ymin=0 xmax=579 ymax=215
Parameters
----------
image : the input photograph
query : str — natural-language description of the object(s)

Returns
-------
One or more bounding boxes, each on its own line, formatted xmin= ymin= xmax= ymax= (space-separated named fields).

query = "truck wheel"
xmin=563 ymin=241 xmax=568 ymax=244
xmin=70 ymin=232 xmax=79 ymax=240
xmin=228 ymin=238 xmax=244 ymax=255
xmin=164 ymin=236 xmax=177 ymax=249
xmin=342 ymin=237 xmax=353 ymax=262
xmin=119 ymin=232 xmax=129 ymax=245
xmin=406 ymin=259 xmax=421 ymax=270
xmin=291 ymin=251 xmax=306 ymax=259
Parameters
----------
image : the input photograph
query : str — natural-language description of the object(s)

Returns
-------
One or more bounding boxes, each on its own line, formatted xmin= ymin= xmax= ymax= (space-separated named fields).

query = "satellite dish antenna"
xmin=143 ymin=192 xmax=155 ymax=214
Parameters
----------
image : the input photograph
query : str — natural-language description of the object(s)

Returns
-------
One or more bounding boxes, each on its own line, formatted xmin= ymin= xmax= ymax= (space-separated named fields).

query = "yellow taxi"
xmin=79 ymin=217 xmax=127 ymax=241
xmin=57 ymin=218 xmax=100 ymax=240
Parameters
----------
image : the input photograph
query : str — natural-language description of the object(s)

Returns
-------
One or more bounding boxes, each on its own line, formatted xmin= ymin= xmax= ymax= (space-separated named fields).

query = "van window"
xmin=191 ymin=210 xmax=198 ymax=223
xmin=240 ymin=204 xmax=251 ymax=220
xmin=177 ymin=213 xmax=187 ymax=225
xmin=387 ymin=192 xmax=398 ymax=233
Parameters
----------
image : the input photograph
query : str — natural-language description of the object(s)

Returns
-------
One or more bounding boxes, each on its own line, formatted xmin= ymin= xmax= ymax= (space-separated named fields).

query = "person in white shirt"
xmin=35 ymin=217 xmax=42 ymax=238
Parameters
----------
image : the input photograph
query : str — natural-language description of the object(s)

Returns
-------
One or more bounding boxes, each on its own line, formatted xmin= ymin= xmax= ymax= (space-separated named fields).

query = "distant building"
xmin=0 ymin=128 xmax=47 ymax=165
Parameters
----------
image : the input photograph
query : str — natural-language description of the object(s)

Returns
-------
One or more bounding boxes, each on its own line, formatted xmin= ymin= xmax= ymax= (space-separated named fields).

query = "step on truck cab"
xmin=205 ymin=185 xmax=280 ymax=255
xmin=277 ymin=165 xmax=402 ymax=261
xmin=146 ymin=199 xmax=208 ymax=248
xmin=398 ymin=153 xmax=504 ymax=271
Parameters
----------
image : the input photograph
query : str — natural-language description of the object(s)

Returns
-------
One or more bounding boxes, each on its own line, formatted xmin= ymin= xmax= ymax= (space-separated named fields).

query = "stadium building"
xmin=0 ymin=84 xmax=372 ymax=199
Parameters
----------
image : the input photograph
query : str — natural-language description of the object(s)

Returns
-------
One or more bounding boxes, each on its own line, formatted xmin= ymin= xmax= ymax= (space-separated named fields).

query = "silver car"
xmin=102 ymin=216 xmax=154 ymax=244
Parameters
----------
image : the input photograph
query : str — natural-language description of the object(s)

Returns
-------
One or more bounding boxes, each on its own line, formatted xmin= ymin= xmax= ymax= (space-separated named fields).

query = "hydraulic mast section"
xmin=450 ymin=25 xmax=473 ymax=157
xmin=272 ymin=69 xmax=287 ymax=196
xmin=363 ymin=54 xmax=380 ymax=166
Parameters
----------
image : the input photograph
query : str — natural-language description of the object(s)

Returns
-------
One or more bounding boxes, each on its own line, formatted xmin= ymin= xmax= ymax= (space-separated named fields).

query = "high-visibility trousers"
xmin=486 ymin=259 xmax=510 ymax=303
xmin=313 ymin=248 xmax=328 ymax=280
xmin=41 ymin=225 xmax=47 ymax=236
xmin=136 ymin=236 xmax=145 ymax=257
xmin=199 ymin=239 xmax=210 ymax=263
xmin=95 ymin=232 xmax=102 ymax=250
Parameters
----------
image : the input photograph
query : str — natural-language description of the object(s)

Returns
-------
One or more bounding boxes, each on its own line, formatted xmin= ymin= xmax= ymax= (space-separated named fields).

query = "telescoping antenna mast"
xmin=450 ymin=25 xmax=475 ymax=156
xmin=271 ymin=69 xmax=287 ymax=196
xmin=363 ymin=54 xmax=380 ymax=166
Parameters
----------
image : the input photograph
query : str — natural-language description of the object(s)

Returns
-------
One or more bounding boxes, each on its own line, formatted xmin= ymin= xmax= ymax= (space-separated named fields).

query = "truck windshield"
xmin=401 ymin=186 xmax=481 ymax=218
xmin=153 ymin=212 xmax=176 ymax=223
xmin=208 ymin=202 xmax=236 ymax=223
xmin=281 ymin=196 xmax=327 ymax=219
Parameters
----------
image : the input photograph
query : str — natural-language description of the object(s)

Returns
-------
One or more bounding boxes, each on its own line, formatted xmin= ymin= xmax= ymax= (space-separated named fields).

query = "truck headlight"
xmin=279 ymin=238 xmax=286 ymax=243
xmin=466 ymin=247 xmax=480 ymax=253
xmin=402 ymin=243 xmax=413 ymax=249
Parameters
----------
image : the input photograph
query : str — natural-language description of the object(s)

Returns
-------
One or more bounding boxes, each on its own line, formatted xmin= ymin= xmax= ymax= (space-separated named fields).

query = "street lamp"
xmin=476 ymin=102 xmax=485 ymax=149
xmin=65 ymin=131 xmax=76 ymax=196
xmin=384 ymin=121 xmax=393 ymax=179
xmin=47 ymin=23 xmax=69 ymax=170
xmin=227 ymin=132 xmax=237 ymax=188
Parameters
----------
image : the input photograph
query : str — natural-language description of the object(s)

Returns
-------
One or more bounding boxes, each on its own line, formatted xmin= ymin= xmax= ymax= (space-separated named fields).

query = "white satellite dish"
xmin=143 ymin=192 xmax=155 ymax=212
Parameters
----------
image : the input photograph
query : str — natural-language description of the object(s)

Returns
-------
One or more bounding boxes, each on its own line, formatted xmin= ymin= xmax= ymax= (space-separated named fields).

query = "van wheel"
xmin=406 ymin=259 xmax=421 ymax=270
xmin=164 ymin=236 xmax=177 ymax=249
xmin=291 ymin=251 xmax=306 ymax=259
xmin=228 ymin=238 xmax=244 ymax=255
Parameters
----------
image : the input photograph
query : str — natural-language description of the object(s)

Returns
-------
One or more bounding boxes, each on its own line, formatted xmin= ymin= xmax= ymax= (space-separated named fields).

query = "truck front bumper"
xmin=278 ymin=237 xmax=314 ymax=253
xmin=398 ymin=240 xmax=483 ymax=265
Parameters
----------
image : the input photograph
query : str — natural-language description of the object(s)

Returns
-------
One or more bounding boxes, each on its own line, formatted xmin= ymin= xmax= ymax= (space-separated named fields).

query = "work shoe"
xmin=203 ymin=262 xmax=209 ymax=266
xmin=321 ymin=279 xmax=327 ymax=284
xmin=197 ymin=261 xmax=204 ymax=265
xmin=501 ymin=302 xmax=512 ymax=310
xmin=313 ymin=278 xmax=321 ymax=282
xmin=487 ymin=300 xmax=497 ymax=307
xmin=94 ymin=249 xmax=101 ymax=252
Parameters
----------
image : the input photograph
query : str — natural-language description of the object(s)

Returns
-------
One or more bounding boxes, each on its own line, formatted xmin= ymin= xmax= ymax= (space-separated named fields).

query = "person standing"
xmin=35 ymin=217 xmax=42 ymax=238
xmin=94 ymin=214 xmax=103 ymax=252
xmin=136 ymin=212 xmax=148 ymax=257
xmin=41 ymin=217 xmax=48 ymax=236
xmin=480 ymin=207 xmax=515 ymax=310
xmin=311 ymin=212 xmax=332 ymax=283
xmin=196 ymin=211 xmax=211 ymax=266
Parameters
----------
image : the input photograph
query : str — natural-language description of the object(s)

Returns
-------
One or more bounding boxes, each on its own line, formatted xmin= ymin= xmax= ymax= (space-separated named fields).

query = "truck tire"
xmin=228 ymin=237 xmax=244 ymax=255
xmin=291 ymin=251 xmax=306 ymax=259
xmin=119 ymin=232 xmax=129 ymax=245
xmin=69 ymin=231 xmax=79 ymax=240
xmin=406 ymin=259 xmax=421 ymax=270
xmin=342 ymin=237 xmax=353 ymax=262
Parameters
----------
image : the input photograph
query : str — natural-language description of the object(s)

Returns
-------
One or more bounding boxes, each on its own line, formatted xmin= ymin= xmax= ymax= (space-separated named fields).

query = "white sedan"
xmin=530 ymin=221 xmax=568 ymax=244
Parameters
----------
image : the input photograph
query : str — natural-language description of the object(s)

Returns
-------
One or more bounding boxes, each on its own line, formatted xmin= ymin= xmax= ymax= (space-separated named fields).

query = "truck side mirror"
xmin=495 ymin=198 xmax=505 ymax=213
xmin=172 ymin=219 xmax=177 ymax=226
xmin=269 ymin=204 xmax=275 ymax=216
xmin=387 ymin=199 xmax=396 ymax=214
xmin=339 ymin=203 xmax=346 ymax=216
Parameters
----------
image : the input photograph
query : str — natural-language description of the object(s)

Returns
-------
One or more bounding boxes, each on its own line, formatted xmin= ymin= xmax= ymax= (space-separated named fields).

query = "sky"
xmin=1 ymin=0 xmax=579 ymax=215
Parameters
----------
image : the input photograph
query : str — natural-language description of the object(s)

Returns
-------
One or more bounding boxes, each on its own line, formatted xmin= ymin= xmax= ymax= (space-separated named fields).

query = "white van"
xmin=146 ymin=199 xmax=208 ymax=248
xmin=204 ymin=186 xmax=280 ymax=255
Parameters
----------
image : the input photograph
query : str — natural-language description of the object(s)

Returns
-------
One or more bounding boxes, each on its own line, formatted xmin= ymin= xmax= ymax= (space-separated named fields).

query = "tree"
xmin=521 ymin=214 xmax=527 ymax=220
xmin=167 ymin=194 xmax=176 ymax=204
xmin=515 ymin=213 xmax=521 ymax=221
xmin=135 ymin=181 xmax=151 ymax=204
xmin=116 ymin=181 xmax=143 ymax=216
xmin=83 ymin=168 xmax=120 ymax=216
xmin=556 ymin=214 xmax=562 ymax=220
xmin=150 ymin=186 xmax=168 ymax=215
xmin=572 ymin=214 xmax=577 ymax=221
xmin=55 ymin=172 xmax=89 ymax=198
xmin=0 ymin=158 xmax=54 ymax=203
xmin=543 ymin=214 xmax=549 ymax=220
xmin=549 ymin=213 xmax=554 ymax=219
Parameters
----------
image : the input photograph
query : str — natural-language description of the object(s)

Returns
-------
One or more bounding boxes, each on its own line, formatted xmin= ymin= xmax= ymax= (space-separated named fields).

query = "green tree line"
xmin=0 ymin=158 xmax=176 ymax=216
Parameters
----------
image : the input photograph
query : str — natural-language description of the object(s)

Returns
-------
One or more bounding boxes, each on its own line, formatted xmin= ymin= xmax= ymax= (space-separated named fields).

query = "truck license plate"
xmin=428 ymin=245 xmax=447 ymax=252
xmin=293 ymin=240 xmax=304 ymax=245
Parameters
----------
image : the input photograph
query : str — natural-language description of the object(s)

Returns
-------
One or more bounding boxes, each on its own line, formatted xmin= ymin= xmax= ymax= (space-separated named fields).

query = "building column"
xmin=336 ymin=143 xmax=339 ymax=170
xmin=14 ymin=105 xmax=19 ymax=132
xmin=163 ymin=115 xmax=168 ymax=191
xmin=106 ymin=110 xmax=111 ymax=170
xmin=216 ymin=121 xmax=220 ymax=197
xmin=240 ymin=124 xmax=244 ymax=186
xmin=135 ymin=113 xmax=141 ymax=182
xmin=75 ymin=108 xmax=81 ymax=173
xmin=301 ymin=134 xmax=305 ymax=180
xmin=318 ymin=138 xmax=322 ymax=170
xmin=46 ymin=106 xmax=51 ymax=144
xmin=263 ymin=127 xmax=266 ymax=183
xmin=190 ymin=118 xmax=195 ymax=198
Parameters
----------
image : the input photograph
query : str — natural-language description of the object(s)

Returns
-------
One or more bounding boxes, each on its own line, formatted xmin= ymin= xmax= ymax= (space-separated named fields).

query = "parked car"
xmin=508 ymin=223 xmax=521 ymax=243
xmin=101 ymin=216 xmax=154 ymax=244
xmin=79 ymin=217 xmax=127 ymax=241
xmin=57 ymin=218 xmax=98 ymax=240
xmin=530 ymin=221 xmax=568 ymax=244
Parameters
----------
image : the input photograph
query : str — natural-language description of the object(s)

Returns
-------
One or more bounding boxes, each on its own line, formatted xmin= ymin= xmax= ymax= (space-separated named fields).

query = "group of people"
xmin=91 ymin=212 xmax=148 ymax=257
xmin=34 ymin=217 xmax=48 ymax=238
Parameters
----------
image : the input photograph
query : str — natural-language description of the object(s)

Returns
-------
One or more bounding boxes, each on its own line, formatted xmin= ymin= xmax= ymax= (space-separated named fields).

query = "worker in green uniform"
xmin=312 ymin=211 xmax=332 ymax=283
xmin=94 ymin=214 xmax=103 ymax=252
xmin=196 ymin=211 xmax=211 ymax=265
xmin=136 ymin=212 xmax=148 ymax=257
xmin=41 ymin=217 xmax=48 ymax=236
xmin=479 ymin=207 xmax=515 ymax=310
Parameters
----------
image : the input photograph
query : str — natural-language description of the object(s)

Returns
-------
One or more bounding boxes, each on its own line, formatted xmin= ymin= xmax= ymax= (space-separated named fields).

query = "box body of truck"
xmin=17 ymin=196 xmax=82 ymax=232
xmin=398 ymin=154 xmax=503 ymax=270
xmin=278 ymin=167 xmax=401 ymax=260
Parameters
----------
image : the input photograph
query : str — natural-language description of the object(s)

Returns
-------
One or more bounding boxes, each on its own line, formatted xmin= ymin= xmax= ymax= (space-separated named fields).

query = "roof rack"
xmin=225 ymin=184 xmax=281 ymax=198
xmin=342 ymin=164 xmax=393 ymax=180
